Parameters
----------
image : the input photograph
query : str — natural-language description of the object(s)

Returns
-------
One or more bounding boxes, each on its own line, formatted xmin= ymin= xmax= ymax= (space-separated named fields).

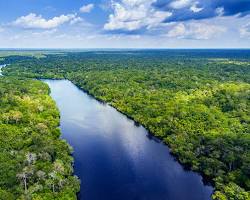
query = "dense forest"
xmin=1 ymin=50 xmax=250 ymax=200
xmin=0 ymin=77 xmax=79 ymax=199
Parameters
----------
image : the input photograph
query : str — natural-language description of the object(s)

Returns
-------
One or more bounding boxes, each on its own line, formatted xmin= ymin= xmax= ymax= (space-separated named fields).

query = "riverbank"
xmin=0 ymin=76 xmax=79 ymax=199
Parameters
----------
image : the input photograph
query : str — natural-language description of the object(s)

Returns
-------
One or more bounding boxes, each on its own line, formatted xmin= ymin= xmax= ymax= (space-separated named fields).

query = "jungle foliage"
xmin=2 ymin=49 xmax=250 ymax=200
xmin=0 ymin=77 xmax=79 ymax=200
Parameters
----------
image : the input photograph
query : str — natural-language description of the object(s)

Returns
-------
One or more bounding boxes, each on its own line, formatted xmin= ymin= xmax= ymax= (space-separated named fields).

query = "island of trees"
xmin=1 ymin=49 xmax=250 ymax=200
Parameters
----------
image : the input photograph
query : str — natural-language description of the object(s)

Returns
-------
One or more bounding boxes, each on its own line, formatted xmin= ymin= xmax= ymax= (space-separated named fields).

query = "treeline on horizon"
xmin=1 ymin=50 xmax=250 ymax=200
xmin=0 ymin=77 xmax=79 ymax=199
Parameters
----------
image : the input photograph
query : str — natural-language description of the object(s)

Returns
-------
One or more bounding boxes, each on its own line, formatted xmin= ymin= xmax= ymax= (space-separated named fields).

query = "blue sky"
xmin=0 ymin=0 xmax=250 ymax=48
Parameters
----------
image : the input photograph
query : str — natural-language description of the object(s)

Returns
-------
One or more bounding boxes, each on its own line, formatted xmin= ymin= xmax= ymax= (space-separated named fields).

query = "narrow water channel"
xmin=0 ymin=64 xmax=6 ymax=76
xmin=44 ymin=79 xmax=213 ymax=200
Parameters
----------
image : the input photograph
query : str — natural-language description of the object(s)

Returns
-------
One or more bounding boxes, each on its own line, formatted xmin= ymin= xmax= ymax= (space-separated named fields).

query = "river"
xmin=44 ymin=79 xmax=213 ymax=200
xmin=0 ymin=64 xmax=6 ymax=76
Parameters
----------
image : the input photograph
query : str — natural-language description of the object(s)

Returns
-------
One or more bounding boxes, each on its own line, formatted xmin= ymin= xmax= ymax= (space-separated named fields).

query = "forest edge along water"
xmin=43 ymin=79 xmax=213 ymax=200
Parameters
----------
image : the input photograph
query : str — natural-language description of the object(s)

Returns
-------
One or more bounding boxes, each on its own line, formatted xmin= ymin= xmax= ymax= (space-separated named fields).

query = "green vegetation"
xmin=0 ymin=50 xmax=66 ymax=59
xmin=0 ymin=51 xmax=46 ymax=59
xmin=2 ymin=50 xmax=250 ymax=199
xmin=0 ymin=77 xmax=79 ymax=199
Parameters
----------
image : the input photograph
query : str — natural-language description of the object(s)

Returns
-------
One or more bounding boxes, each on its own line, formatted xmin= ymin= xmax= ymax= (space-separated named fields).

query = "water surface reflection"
xmin=44 ymin=79 xmax=213 ymax=200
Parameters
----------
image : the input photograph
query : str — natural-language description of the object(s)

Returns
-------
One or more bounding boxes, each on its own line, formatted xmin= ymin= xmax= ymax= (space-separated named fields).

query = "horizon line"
xmin=0 ymin=47 xmax=250 ymax=51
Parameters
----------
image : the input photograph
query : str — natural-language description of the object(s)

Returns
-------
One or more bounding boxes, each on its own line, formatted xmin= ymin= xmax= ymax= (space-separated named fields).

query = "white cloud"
xmin=169 ymin=0 xmax=193 ymax=9
xmin=190 ymin=2 xmax=203 ymax=13
xmin=240 ymin=23 xmax=250 ymax=38
xmin=80 ymin=4 xmax=94 ymax=13
xmin=189 ymin=23 xmax=226 ymax=39
xmin=170 ymin=0 xmax=203 ymax=12
xmin=70 ymin=17 xmax=84 ymax=25
xmin=104 ymin=0 xmax=172 ymax=31
xmin=167 ymin=23 xmax=186 ymax=37
xmin=215 ymin=7 xmax=224 ymax=16
xmin=167 ymin=22 xmax=226 ymax=40
xmin=31 ymin=29 xmax=57 ymax=36
xmin=12 ymin=13 xmax=77 ymax=29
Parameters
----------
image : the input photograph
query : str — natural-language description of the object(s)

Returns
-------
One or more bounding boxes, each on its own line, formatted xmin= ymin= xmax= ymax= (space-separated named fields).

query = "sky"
xmin=0 ymin=0 xmax=250 ymax=48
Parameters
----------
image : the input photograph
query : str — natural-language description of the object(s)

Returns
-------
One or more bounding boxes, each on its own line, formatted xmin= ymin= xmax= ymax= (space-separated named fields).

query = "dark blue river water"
xmin=44 ymin=79 xmax=213 ymax=200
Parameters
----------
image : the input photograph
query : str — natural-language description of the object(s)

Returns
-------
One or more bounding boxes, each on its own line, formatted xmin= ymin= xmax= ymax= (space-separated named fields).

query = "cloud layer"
xmin=240 ymin=23 xmax=250 ymax=38
xmin=104 ymin=0 xmax=172 ymax=31
xmin=12 ymin=13 xmax=77 ymax=29
xmin=155 ymin=0 xmax=250 ymax=22
xmin=166 ymin=22 xmax=226 ymax=39
xmin=104 ymin=0 xmax=250 ymax=35
xmin=0 ymin=0 xmax=249 ymax=48
xmin=80 ymin=4 xmax=94 ymax=13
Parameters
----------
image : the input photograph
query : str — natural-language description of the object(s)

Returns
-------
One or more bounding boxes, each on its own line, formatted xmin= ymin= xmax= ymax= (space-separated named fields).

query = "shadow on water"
xmin=43 ymin=79 xmax=214 ymax=200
